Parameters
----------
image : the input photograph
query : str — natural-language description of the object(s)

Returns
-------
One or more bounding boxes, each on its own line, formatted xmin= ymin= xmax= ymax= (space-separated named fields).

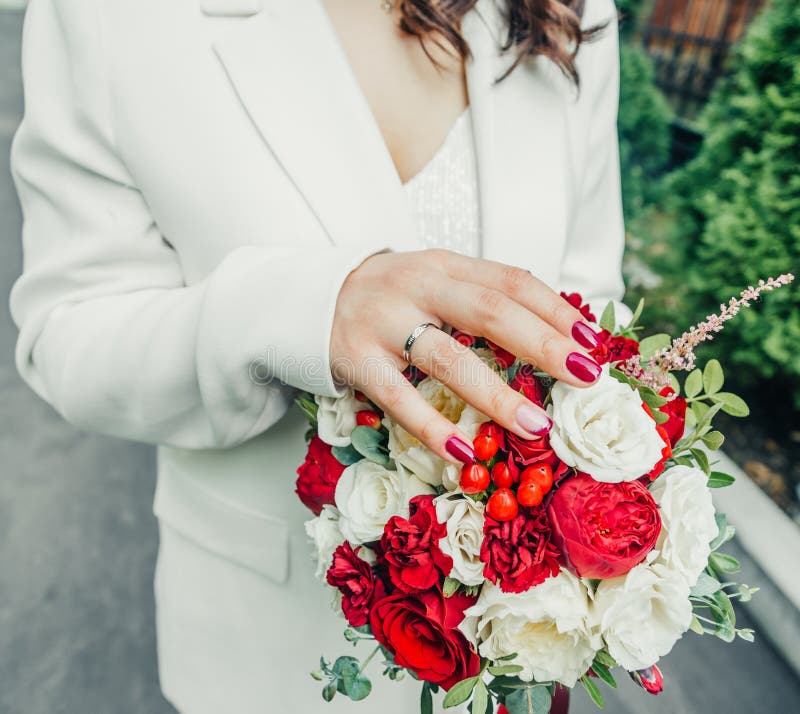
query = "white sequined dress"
xmin=403 ymin=107 xmax=481 ymax=257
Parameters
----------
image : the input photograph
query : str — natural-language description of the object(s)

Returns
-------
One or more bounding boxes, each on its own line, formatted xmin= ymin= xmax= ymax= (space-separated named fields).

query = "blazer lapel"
xmin=207 ymin=0 xmax=419 ymax=251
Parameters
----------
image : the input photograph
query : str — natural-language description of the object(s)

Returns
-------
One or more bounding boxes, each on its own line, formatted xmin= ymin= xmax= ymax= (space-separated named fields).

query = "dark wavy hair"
xmin=396 ymin=0 xmax=611 ymax=86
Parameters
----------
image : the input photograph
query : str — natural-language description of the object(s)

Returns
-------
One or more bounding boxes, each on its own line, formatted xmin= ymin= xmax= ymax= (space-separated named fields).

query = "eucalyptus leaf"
xmin=737 ymin=628 xmax=756 ymax=643
xmin=638 ymin=333 xmax=672 ymax=360
xmin=443 ymin=676 xmax=479 ymax=708
xmin=350 ymin=425 xmax=390 ymax=465
xmin=689 ymin=615 xmax=706 ymax=635
xmin=322 ymin=681 xmax=337 ymax=702
xmin=347 ymin=677 xmax=372 ymax=701
xmin=702 ymin=359 xmax=724 ymax=395
xmin=505 ymin=686 xmax=553 ymax=714
xmin=629 ymin=298 xmax=645 ymax=328
xmin=332 ymin=444 xmax=363 ymax=466
xmin=488 ymin=664 xmax=524 ymax=676
xmin=690 ymin=572 xmax=722 ymax=598
xmin=599 ymin=302 xmax=616 ymax=332
xmin=684 ymin=369 xmax=703 ymax=398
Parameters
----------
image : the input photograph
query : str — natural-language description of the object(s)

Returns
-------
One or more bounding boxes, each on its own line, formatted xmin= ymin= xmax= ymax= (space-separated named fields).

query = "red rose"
xmin=451 ymin=329 xmax=476 ymax=347
xmin=590 ymin=329 xmax=640 ymax=366
xmin=657 ymin=387 xmax=687 ymax=446
xmin=370 ymin=587 xmax=480 ymax=690
xmin=508 ymin=363 xmax=546 ymax=406
xmin=295 ymin=435 xmax=345 ymax=516
xmin=560 ymin=291 xmax=597 ymax=323
xmin=485 ymin=339 xmax=517 ymax=369
xmin=481 ymin=508 xmax=561 ymax=593
xmin=548 ymin=473 xmax=662 ymax=579
xmin=505 ymin=432 xmax=569 ymax=484
xmin=326 ymin=542 xmax=386 ymax=627
xmin=380 ymin=495 xmax=453 ymax=593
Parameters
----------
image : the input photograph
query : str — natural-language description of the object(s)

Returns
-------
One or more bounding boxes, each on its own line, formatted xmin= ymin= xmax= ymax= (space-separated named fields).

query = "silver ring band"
xmin=402 ymin=322 xmax=440 ymax=363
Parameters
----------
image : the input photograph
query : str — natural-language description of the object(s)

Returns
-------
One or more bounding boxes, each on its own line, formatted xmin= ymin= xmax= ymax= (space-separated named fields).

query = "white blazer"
xmin=10 ymin=0 xmax=627 ymax=711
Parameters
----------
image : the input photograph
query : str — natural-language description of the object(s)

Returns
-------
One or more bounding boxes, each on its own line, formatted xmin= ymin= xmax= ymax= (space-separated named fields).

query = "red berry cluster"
xmin=459 ymin=422 xmax=555 ymax=521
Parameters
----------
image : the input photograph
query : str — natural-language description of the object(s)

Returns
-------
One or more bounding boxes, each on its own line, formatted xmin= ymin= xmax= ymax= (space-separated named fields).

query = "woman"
xmin=10 ymin=0 xmax=628 ymax=711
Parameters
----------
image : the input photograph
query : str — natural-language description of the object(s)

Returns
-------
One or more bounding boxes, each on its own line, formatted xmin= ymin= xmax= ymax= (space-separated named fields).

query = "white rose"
xmin=463 ymin=572 xmax=600 ymax=687
xmin=304 ymin=505 xmax=345 ymax=581
xmin=548 ymin=367 xmax=665 ymax=483
xmin=591 ymin=559 xmax=692 ymax=671
xmin=385 ymin=377 xmax=487 ymax=487
xmin=649 ymin=465 xmax=718 ymax=587
xmin=434 ymin=495 xmax=486 ymax=586
xmin=315 ymin=389 xmax=360 ymax=447
xmin=335 ymin=461 xmax=433 ymax=544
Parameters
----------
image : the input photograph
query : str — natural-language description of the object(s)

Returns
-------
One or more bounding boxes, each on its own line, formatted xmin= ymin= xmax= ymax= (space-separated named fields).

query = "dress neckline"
xmin=401 ymin=107 xmax=472 ymax=188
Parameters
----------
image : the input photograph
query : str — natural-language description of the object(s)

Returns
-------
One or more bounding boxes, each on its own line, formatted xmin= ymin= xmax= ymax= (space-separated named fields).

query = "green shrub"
xmin=663 ymin=0 xmax=800 ymax=403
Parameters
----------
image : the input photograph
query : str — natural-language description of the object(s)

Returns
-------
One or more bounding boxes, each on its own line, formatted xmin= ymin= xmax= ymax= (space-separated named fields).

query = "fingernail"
xmin=566 ymin=352 xmax=602 ymax=383
xmin=571 ymin=321 xmax=601 ymax=349
xmin=516 ymin=404 xmax=552 ymax=436
xmin=445 ymin=435 xmax=475 ymax=464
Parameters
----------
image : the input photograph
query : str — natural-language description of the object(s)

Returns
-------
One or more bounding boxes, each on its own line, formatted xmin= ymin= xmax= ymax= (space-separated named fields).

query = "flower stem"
xmin=358 ymin=645 xmax=381 ymax=676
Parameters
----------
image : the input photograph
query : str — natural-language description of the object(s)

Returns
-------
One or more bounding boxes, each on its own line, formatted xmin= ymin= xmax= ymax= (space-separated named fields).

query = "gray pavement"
xmin=1 ymin=7 xmax=799 ymax=714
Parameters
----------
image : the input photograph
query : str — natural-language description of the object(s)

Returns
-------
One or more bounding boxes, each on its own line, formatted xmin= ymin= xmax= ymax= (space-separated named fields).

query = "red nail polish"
xmin=571 ymin=321 xmax=601 ymax=350
xmin=445 ymin=436 xmax=475 ymax=464
xmin=566 ymin=352 xmax=602 ymax=382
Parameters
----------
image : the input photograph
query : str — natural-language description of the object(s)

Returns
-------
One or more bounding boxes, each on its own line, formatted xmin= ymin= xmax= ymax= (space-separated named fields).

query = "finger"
xmin=356 ymin=355 xmax=476 ymax=465
xmin=430 ymin=279 xmax=602 ymax=387
xmin=438 ymin=253 xmax=601 ymax=349
xmin=407 ymin=327 xmax=552 ymax=439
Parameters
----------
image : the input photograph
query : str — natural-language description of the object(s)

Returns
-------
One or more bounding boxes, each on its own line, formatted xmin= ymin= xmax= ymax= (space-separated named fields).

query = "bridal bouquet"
xmin=294 ymin=275 xmax=793 ymax=714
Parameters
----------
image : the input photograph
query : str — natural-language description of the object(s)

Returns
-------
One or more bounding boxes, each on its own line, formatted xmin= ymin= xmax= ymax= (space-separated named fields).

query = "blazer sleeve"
xmin=9 ymin=0 xmax=378 ymax=449
xmin=557 ymin=0 xmax=632 ymax=326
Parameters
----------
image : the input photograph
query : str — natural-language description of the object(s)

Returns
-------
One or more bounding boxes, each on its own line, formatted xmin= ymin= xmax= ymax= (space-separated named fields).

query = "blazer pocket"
xmin=153 ymin=461 xmax=290 ymax=585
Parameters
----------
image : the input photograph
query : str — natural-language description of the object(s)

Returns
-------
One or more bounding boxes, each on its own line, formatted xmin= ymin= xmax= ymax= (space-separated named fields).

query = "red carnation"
xmin=591 ymin=329 xmax=640 ymax=366
xmin=560 ymin=291 xmax=597 ymax=323
xmin=379 ymin=496 xmax=452 ymax=592
xmin=508 ymin=363 xmax=546 ymax=406
xmin=548 ymin=473 xmax=662 ymax=579
xmin=295 ymin=435 xmax=345 ymax=516
xmin=485 ymin=339 xmax=517 ymax=369
xmin=481 ymin=507 xmax=561 ymax=593
xmin=657 ymin=387 xmax=687 ymax=446
xmin=370 ymin=587 xmax=480 ymax=690
xmin=326 ymin=542 xmax=386 ymax=627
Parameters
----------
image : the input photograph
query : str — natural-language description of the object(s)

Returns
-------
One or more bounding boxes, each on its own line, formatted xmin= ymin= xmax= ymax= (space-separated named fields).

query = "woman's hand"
xmin=330 ymin=249 xmax=602 ymax=464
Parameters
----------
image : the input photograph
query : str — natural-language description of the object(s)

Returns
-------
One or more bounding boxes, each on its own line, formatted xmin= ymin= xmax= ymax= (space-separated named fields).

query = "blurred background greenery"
xmin=616 ymin=0 xmax=799 ymax=513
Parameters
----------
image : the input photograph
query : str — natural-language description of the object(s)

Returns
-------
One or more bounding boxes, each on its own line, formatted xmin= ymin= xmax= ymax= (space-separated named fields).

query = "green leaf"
xmin=350 ymin=425 xmax=390 ymax=465
xmin=710 ymin=392 xmax=750 ymax=417
xmin=443 ymin=677 xmax=479 ymax=708
xmin=347 ymin=677 xmax=372 ymax=701
xmin=421 ymin=682 xmax=433 ymax=714
xmin=737 ymin=628 xmax=756 ymax=643
xmin=638 ymin=333 xmax=672 ymax=360
xmin=689 ymin=615 xmax=705 ymax=635
xmin=593 ymin=651 xmax=618 ymax=668
xmin=599 ymin=302 xmax=616 ymax=332
xmin=471 ymin=681 xmax=488 ymax=714
xmin=443 ymin=577 xmax=461 ymax=598
xmin=691 ymin=572 xmax=722 ymax=598
xmin=710 ymin=552 xmax=741 ymax=574
xmin=702 ymin=359 xmax=724 ymax=395
xmin=708 ymin=471 xmax=736 ymax=488
xmin=332 ymin=444 xmax=362 ymax=465
xmin=694 ymin=401 xmax=724 ymax=437
xmin=701 ymin=431 xmax=725 ymax=450
xmin=690 ymin=448 xmax=711 ymax=475
xmin=684 ymin=369 xmax=703 ymax=398
xmin=590 ymin=661 xmax=618 ymax=689
xmin=322 ymin=681 xmax=337 ymax=702
xmin=666 ymin=372 xmax=681 ymax=394
xmin=505 ymin=686 xmax=552 ymax=714
xmin=628 ymin=298 xmax=645 ymax=329
xmin=640 ymin=388 xmax=669 ymax=409
xmin=495 ymin=653 xmax=519 ymax=662
xmin=488 ymin=664 xmax=524 ymax=676
xmin=581 ymin=676 xmax=605 ymax=709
